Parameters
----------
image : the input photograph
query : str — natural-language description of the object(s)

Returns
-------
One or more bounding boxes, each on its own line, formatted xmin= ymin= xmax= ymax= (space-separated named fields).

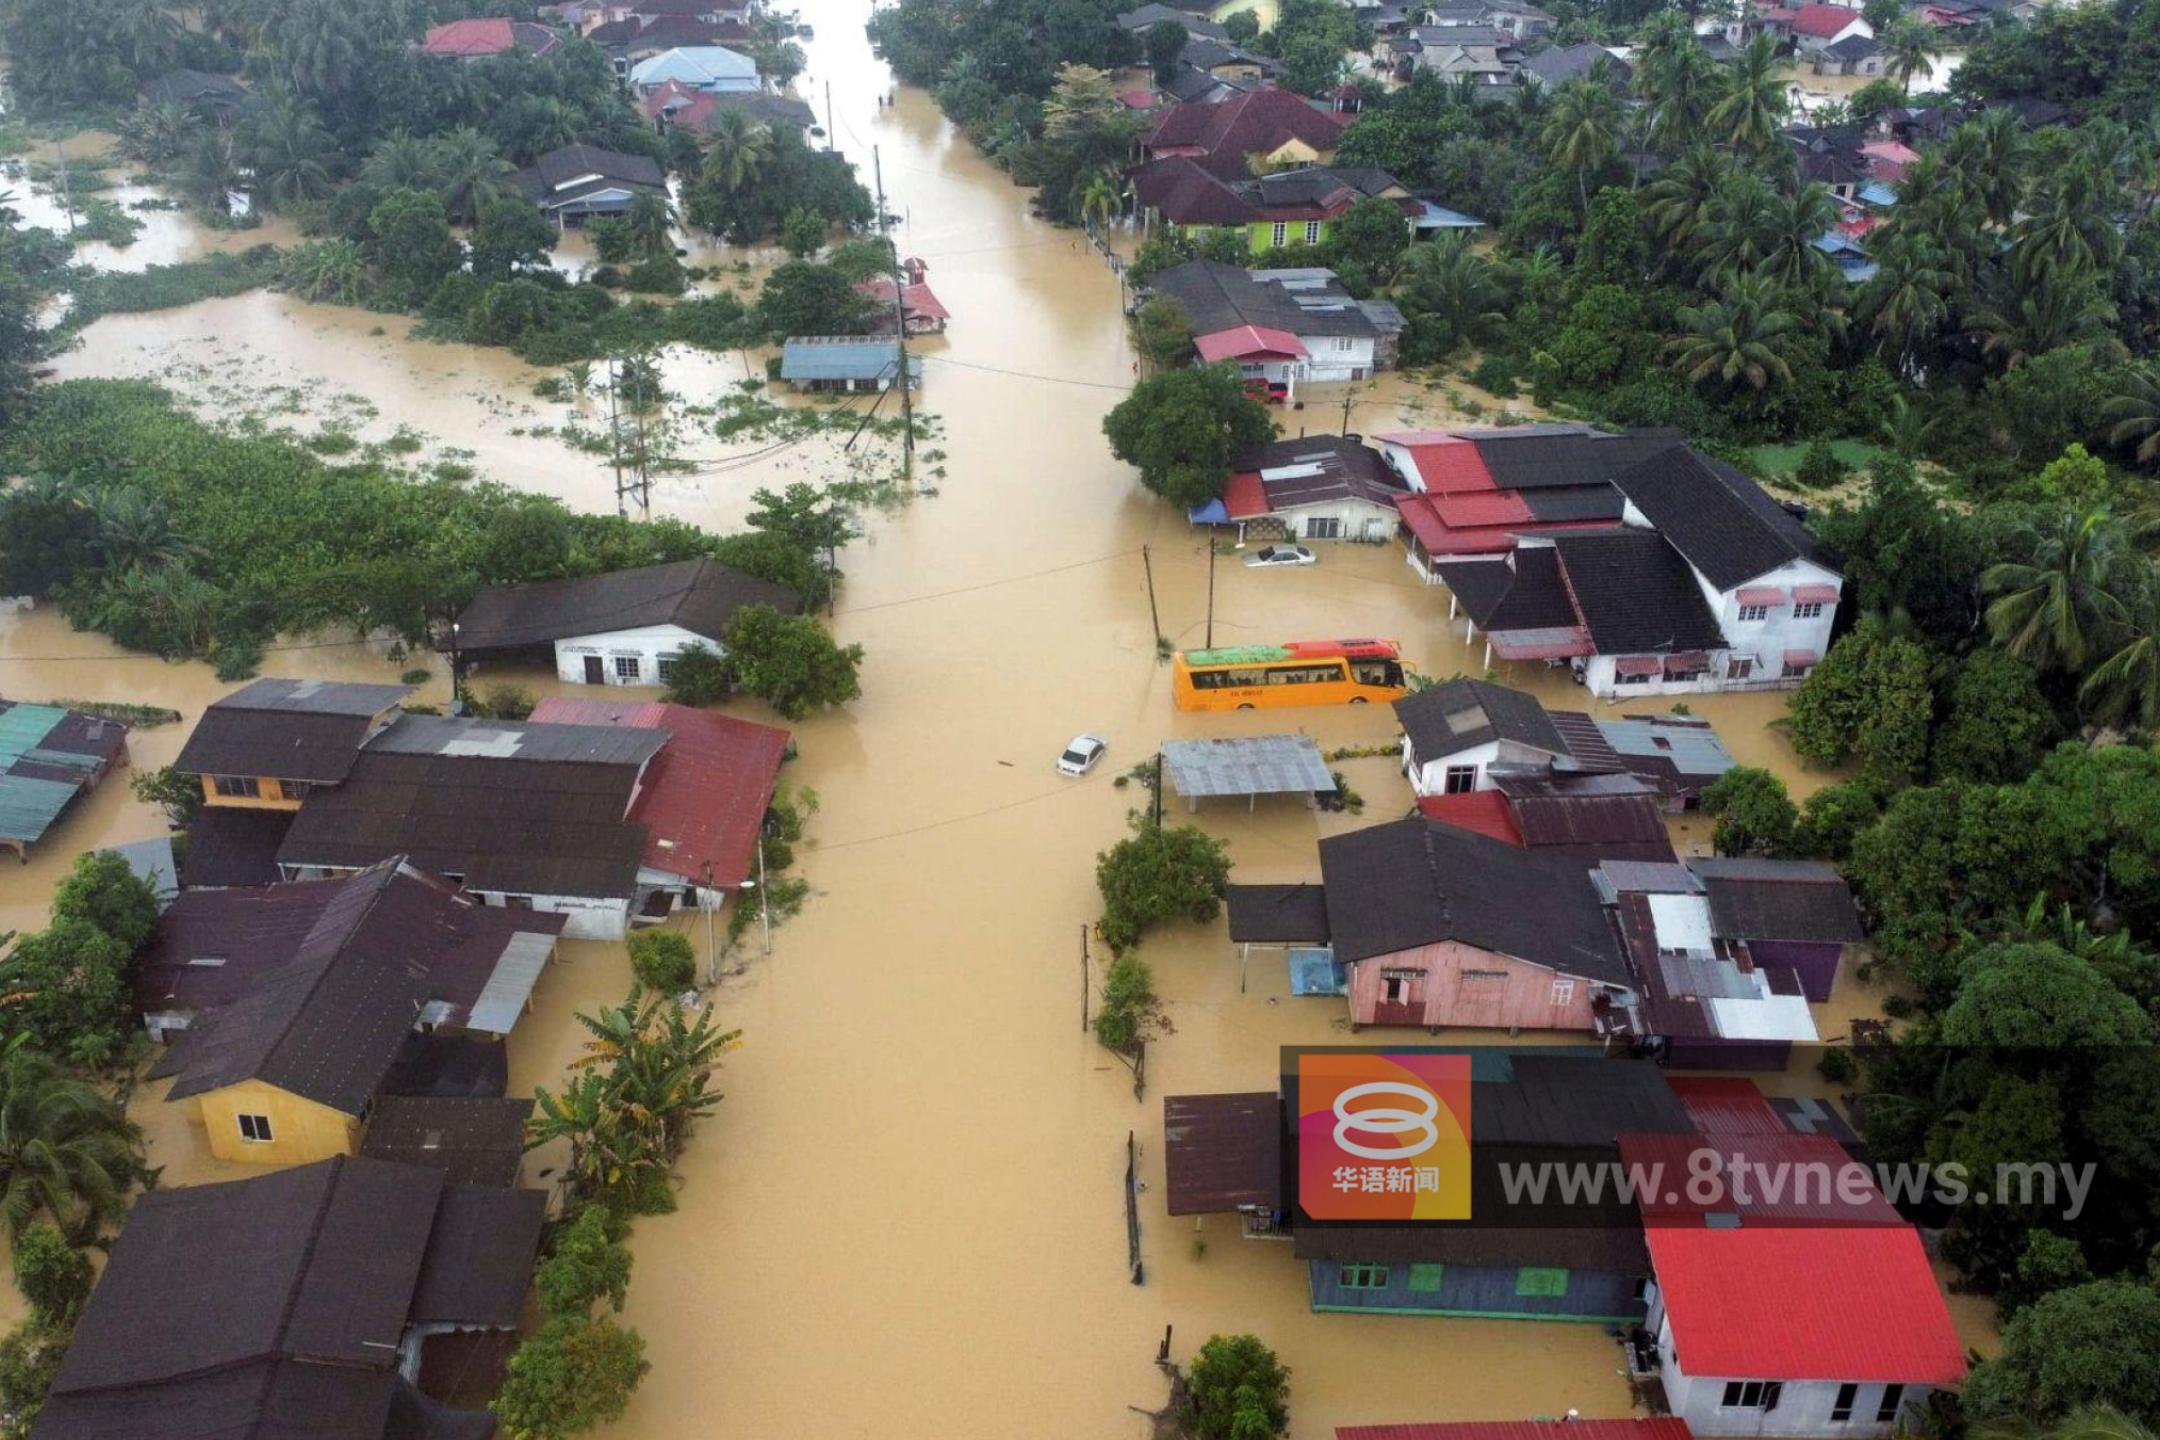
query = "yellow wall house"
xmin=145 ymin=859 xmax=562 ymax=1166
xmin=172 ymin=676 xmax=416 ymax=819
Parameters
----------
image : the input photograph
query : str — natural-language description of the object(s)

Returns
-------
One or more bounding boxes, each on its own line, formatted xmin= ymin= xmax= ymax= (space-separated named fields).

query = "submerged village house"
xmin=139 ymin=857 xmax=564 ymax=1165
xmin=1164 ymin=1063 xmax=1966 ymax=1431
xmin=0 ymin=700 xmax=130 ymax=861
xmin=34 ymin=1155 xmax=544 ymax=1440
xmin=448 ymin=556 xmax=801 ymax=688
xmin=172 ymin=675 xmax=789 ymax=938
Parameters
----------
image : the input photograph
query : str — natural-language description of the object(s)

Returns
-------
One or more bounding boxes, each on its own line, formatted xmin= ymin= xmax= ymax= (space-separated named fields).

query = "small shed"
xmin=1160 ymin=735 xmax=1335 ymax=813
xmin=1225 ymin=882 xmax=1335 ymax=994
xmin=779 ymin=336 xmax=923 ymax=393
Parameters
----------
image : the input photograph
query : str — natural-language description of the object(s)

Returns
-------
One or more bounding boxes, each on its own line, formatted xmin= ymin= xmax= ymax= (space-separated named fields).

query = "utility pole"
xmin=826 ymin=81 xmax=835 ymax=150
xmin=605 ymin=359 xmax=627 ymax=519
xmin=1141 ymin=544 xmax=1161 ymax=648
xmin=872 ymin=146 xmax=913 ymax=485
xmin=1205 ymin=540 xmax=1217 ymax=649
xmin=1340 ymin=381 xmax=1357 ymax=436
xmin=49 ymin=140 xmax=76 ymax=234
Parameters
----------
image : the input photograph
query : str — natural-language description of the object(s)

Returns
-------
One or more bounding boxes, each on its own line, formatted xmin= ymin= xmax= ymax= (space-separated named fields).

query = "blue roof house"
xmin=628 ymin=46 xmax=760 ymax=93
xmin=779 ymin=337 xmax=924 ymax=393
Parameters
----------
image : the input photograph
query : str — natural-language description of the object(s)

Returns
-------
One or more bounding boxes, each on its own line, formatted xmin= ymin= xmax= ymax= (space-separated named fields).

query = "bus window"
xmin=1354 ymin=661 xmax=1400 ymax=687
xmin=1189 ymin=670 xmax=1223 ymax=689
xmin=1226 ymin=669 xmax=1266 ymax=687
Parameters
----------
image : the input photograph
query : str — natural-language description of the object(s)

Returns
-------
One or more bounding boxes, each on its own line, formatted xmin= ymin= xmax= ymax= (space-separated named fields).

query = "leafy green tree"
xmin=2104 ymin=365 xmax=2160 ymax=466
xmin=626 ymin=930 xmax=696 ymax=994
xmin=1092 ymin=952 xmax=1160 ymax=1053
xmin=1096 ymin=820 xmax=1232 ymax=953
xmin=1668 ymin=276 xmax=1796 ymax=393
xmin=130 ymin=765 xmax=202 ymax=828
xmin=1934 ymin=649 xmax=2057 ymax=783
xmin=0 ymin=1040 xmax=142 ymax=1241
xmin=2083 ymin=579 xmax=2160 ymax=730
xmin=1702 ymin=35 xmax=1788 ymax=156
xmin=493 ymin=1314 xmax=649 ymax=1440
xmin=1101 ymin=365 xmax=1274 ymax=510
xmin=1792 ymin=781 xmax=1881 ymax=863
xmin=0 ymin=480 xmax=94 ymax=601
xmin=431 ymin=127 xmax=516 ymax=226
xmin=719 ymin=605 xmax=863 ymax=719
xmin=534 ymin=1206 xmax=633 ymax=1318
xmin=1146 ymin=19 xmax=1189 ymax=85
xmin=1698 ymin=767 xmax=1797 ymax=858
xmin=1940 ymin=942 xmax=2153 ymax=1048
xmin=471 ymin=197 xmax=557 ymax=284
xmin=661 ymin=642 xmax=730 ymax=707
xmin=701 ymin=110 xmax=776 ymax=195
xmin=1398 ymin=237 xmax=1506 ymax=361
xmin=1883 ymin=18 xmax=1946 ymax=94
xmin=756 ymin=261 xmax=868 ymax=341
xmin=1184 ymin=1333 xmax=1290 ymax=1440
xmin=1541 ymin=77 xmax=1624 ymax=211
xmin=1996 ymin=1231 xmax=2094 ymax=1319
xmin=277 ymin=239 xmax=368 ymax=304
xmin=367 ymin=189 xmax=463 ymax=309
xmin=1786 ymin=620 xmax=1935 ymax=784
xmin=1330 ymin=197 xmax=1411 ymax=283
xmin=0 ymin=1317 xmax=67 ymax=1440
xmin=1963 ymin=1282 xmax=2160 ymax=1425
xmin=779 ymin=205 xmax=826 ymax=259
xmin=0 ymin=921 xmax=137 ymax=1068
xmin=50 ymin=851 xmax=158 ymax=954
xmin=710 ymin=531 xmax=836 ymax=612
xmin=9 ymin=1224 xmax=90 ymax=1324
xmin=1811 ymin=461 xmax=1981 ymax=647
xmin=1133 ymin=296 xmax=1195 ymax=370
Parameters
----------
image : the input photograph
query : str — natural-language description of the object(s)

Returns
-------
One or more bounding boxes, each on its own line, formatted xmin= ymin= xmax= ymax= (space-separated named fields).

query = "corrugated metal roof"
xmin=779 ymin=336 xmax=908 ymax=380
xmin=1597 ymin=716 xmax=1736 ymax=779
xmin=102 ymin=837 xmax=178 ymax=905
xmin=467 ymin=931 xmax=558 ymax=1035
xmin=1161 ymin=735 xmax=1335 ymax=797
xmin=1667 ymin=1076 xmax=1786 ymax=1137
xmin=1162 ymin=1092 xmax=1281 ymax=1214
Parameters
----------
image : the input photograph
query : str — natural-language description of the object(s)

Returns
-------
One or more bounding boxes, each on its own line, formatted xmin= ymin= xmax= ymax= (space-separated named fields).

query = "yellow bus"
xmin=1172 ymin=639 xmax=1410 ymax=712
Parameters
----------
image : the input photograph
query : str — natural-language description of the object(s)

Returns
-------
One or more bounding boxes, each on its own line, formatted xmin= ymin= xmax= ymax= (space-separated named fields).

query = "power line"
xmin=917 ymin=352 xmax=1135 ymax=393
xmin=816 ymin=781 xmax=1085 ymax=852
xmin=843 ymin=547 xmax=1141 ymax=614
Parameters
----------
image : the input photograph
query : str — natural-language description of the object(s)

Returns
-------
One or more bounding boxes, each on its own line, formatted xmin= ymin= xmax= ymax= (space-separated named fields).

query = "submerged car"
xmin=1244 ymin=544 xmax=1317 ymax=568
xmin=1057 ymin=734 xmax=1107 ymax=776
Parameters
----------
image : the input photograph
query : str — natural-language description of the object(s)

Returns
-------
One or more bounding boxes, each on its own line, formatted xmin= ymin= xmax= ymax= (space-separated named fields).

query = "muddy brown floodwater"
xmin=4 ymin=5 xmax=1999 ymax=1433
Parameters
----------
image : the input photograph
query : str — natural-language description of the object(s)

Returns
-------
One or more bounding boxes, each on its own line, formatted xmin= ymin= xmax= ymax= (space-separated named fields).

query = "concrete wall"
xmin=1402 ymin=737 xmax=1500 ymax=797
xmin=471 ymin=888 xmax=632 ymax=941
xmin=1272 ymin=496 xmax=1399 ymax=542
xmin=1346 ymin=940 xmax=1613 ymax=1031
xmin=196 ymin=1079 xmax=359 ymax=1166
xmin=1653 ymin=1310 xmax=1934 ymax=1438
xmin=1311 ymin=1259 xmax=1644 ymax=1320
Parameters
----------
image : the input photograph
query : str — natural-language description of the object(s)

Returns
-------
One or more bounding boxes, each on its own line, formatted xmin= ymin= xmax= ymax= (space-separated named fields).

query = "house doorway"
xmin=583 ymin=655 xmax=605 ymax=684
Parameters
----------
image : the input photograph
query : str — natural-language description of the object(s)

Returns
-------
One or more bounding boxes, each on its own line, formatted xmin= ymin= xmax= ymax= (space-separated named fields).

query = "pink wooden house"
xmin=1317 ymin=818 xmax=1641 ymax=1031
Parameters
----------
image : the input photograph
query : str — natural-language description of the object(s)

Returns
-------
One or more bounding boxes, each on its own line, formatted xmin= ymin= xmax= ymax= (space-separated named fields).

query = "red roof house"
xmin=1143 ymin=87 xmax=1354 ymax=178
xmin=527 ymin=698 xmax=788 ymax=893
xmin=421 ymin=18 xmax=561 ymax=57
xmin=855 ymin=273 xmax=951 ymax=334
xmin=1787 ymin=3 xmax=1870 ymax=39
xmin=1195 ymin=324 xmax=1308 ymax=364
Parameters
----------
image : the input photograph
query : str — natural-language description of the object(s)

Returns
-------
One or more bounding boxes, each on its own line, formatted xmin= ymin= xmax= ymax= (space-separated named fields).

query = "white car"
xmin=1057 ymin=734 xmax=1107 ymax=776
xmin=1244 ymin=544 xmax=1316 ymax=568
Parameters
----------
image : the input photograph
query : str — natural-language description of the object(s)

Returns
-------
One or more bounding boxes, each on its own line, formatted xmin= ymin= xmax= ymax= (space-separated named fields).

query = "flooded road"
xmin=0 ymin=7 xmax=1942 ymax=1435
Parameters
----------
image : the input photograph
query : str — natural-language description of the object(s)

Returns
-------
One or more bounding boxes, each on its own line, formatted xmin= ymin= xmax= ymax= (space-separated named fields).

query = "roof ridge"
xmin=267 ymin=1158 xmax=348 ymax=1364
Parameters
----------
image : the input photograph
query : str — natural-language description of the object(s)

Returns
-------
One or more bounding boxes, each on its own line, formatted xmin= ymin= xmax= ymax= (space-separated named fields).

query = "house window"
xmin=277 ymin=781 xmax=310 ymax=802
xmin=1794 ymin=601 xmax=1825 ymax=619
xmin=1721 ymin=1382 xmax=1783 ymax=1410
xmin=1727 ymin=657 xmax=1756 ymax=680
xmin=613 ymin=655 xmax=642 ymax=681
xmin=237 ymin=1113 xmax=274 ymax=1144
xmin=1616 ymin=667 xmax=1652 ymax=686
xmin=1875 ymin=1385 xmax=1906 ymax=1424
xmin=657 ymin=655 xmax=677 ymax=683
xmin=1442 ymin=764 xmax=1477 ymax=794
xmin=1271 ymin=221 xmax=1288 ymax=247
xmin=1737 ymin=603 xmax=1770 ymax=622
xmin=1304 ymin=220 xmax=1321 ymax=244
xmin=1407 ymin=1263 xmax=1446 ymax=1292
xmin=1339 ymin=1263 xmax=1389 ymax=1290
xmin=213 ymin=775 xmax=261 ymax=798
xmin=1381 ymin=969 xmax=1422 ymax=1004
xmin=1831 ymin=1384 xmax=1859 ymax=1423
xmin=1515 ymin=1267 xmax=1569 ymax=1297
xmin=503 ymin=894 xmax=534 ymax=910
xmin=1305 ymin=516 xmax=1342 ymax=539
xmin=1551 ymin=978 xmax=1575 ymax=1007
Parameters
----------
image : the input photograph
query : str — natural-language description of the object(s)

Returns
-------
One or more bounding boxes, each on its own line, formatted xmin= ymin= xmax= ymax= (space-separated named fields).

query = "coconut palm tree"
xmin=1690 ymin=172 xmax=1781 ymax=284
xmin=276 ymin=239 xmax=367 ymax=304
xmin=1941 ymin=109 xmax=2031 ymax=228
xmin=1858 ymin=232 xmax=1953 ymax=375
xmin=0 ymin=1039 xmax=143 ymax=1243
xmin=703 ymin=110 xmax=776 ymax=195
xmin=1399 ymin=237 xmax=1507 ymax=354
xmin=359 ymin=132 xmax=445 ymax=196
xmin=1702 ymin=35 xmax=1788 ymax=157
xmin=1881 ymin=18 xmax=1945 ymax=94
xmin=2104 ymin=365 xmax=2160 ymax=464
xmin=431 ymin=128 xmax=514 ymax=227
xmin=1761 ymin=183 xmax=1838 ymax=291
xmin=241 ymin=94 xmax=337 ymax=211
xmin=1668 ymin=276 xmax=1798 ymax=391
xmin=179 ymin=131 xmax=244 ymax=216
xmin=1078 ymin=172 xmax=1120 ymax=233
xmin=1965 ymin=270 xmax=2120 ymax=371
xmin=625 ymin=190 xmax=677 ymax=261
xmin=267 ymin=0 xmax=365 ymax=102
xmin=1542 ymin=78 xmax=1624 ymax=210
xmin=2013 ymin=160 xmax=2121 ymax=284
xmin=2082 ymin=582 xmax=2160 ymax=728
xmin=116 ymin=102 xmax=194 ymax=166
xmin=1877 ymin=395 xmax=1941 ymax=460
xmin=1641 ymin=146 xmax=1731 ymax=253
xmin=1982 ymin=505 xmax=2134 ymax=672
xmin=90 ymin=489 xmax=195 ymax=573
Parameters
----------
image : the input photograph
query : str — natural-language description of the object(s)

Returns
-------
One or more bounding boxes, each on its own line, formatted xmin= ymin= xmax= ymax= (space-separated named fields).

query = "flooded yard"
xmin=0 ymin=6 xmax=1948 ymax=1435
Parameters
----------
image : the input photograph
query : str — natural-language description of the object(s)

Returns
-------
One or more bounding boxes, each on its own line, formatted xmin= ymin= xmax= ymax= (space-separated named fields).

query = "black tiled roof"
xmin=1436 ymin=548 xmax=1580 ymax=632
xmin=1225 ymin=884 xmax=1330 ymax=943
xmin=1317 ymin=817 xmax=1630 ymax=984
xmin=173 ymin=679 xmax=410 ymax=784
xmin=1548 ymin=530 xmax=1727 ymax=655
xmin=362 ymin=1097 xmax=534 ymax=1189
xmin=1690 ymin=858 xmax=1864 ymax=942
xmin=177 ymin=807 xmax=293 ymax=888
xmin=408 ymin=1185 xmax=546 ymax=1328
xmin=1470 ymin=427 xmax=1681 ymax=491
xmin=452 ymin=557 xmax=799 ymax=654
xmin=1609 ymin=445 xmax=1831 ymax=590
xmin=1394 ymin=677 xmax=1569 ymax=761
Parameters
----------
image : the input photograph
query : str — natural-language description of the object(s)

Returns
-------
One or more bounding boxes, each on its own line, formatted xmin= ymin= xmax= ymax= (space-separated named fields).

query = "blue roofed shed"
xmin=0 ymin=701 xmax=130 ymax=859
xmin=779 ymin=337 xmax=923 ymax=393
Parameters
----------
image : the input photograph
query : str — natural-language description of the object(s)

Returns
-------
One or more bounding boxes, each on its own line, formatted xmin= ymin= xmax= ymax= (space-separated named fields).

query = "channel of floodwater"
xmin=1 ymin=7 xmax=1997 ymax=1432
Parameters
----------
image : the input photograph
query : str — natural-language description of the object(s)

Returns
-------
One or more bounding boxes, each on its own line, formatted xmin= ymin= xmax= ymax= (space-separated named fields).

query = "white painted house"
xmin=1147 ymin=261 xmax=1390 ymax=387
xmin=1391 ymin=677 xmax=1572 ymax=796
xmin=450 ymin=557 xmax=802 ymax=689
xmin=1192 ymin=434 xmax=1409 ymax=543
